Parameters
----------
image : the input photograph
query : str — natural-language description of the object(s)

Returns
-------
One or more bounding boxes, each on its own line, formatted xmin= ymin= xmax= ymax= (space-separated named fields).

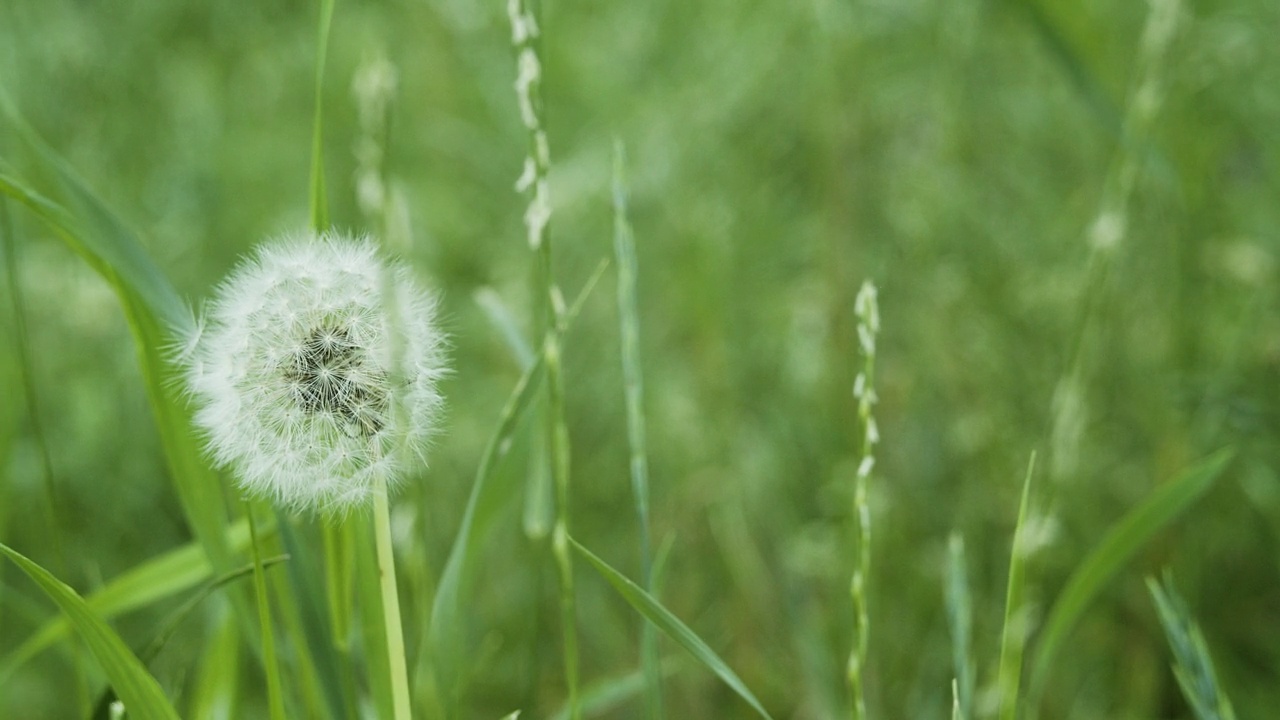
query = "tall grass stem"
xmin=612 ymin=140 xmax=662 ymax=720
xmin=247 ymin=502 xmax=288 ymax=720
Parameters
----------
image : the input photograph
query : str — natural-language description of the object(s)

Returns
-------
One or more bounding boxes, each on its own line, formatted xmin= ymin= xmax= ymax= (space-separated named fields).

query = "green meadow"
xmin=1 ymin=0 xmax=1277 ymax=718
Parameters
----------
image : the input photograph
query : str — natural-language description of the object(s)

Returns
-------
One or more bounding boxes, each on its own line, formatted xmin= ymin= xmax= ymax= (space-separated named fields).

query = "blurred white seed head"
xmin=180 ymin=231 xmax=447 ymax=514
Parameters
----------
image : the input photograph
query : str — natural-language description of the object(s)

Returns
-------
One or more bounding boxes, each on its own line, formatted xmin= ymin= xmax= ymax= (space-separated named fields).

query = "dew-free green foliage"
xmin=2 ymin=0 xmax=1279 ymax=718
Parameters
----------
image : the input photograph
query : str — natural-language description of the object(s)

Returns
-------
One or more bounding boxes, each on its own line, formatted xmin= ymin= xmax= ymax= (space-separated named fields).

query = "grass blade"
xmin=612 ymin=139 xmax=661 ymax=720
xmin=475 ymin=287 xmax=536 ymax=370
xmin=570 ymin=535 xmax=776 ymax=720
xmin=0 ymin=517 xmax=264 ymax=681
xmin=309 ymin=0 xmax=335 ymax=232
xmin=1147 ymin=573 xmax=1238 ymax=720
xmin=429 ymin=350 xmax=547 ymax=707
xmin=188 ymin=606 xmax=241 ymax=720
xmin=247 ymin=504 xmax=288 ymax=720
xmin=997 ymin=453 xmax=1037 ymax=720
xmin=1028 ymin=448 xmax=1236 ymax=704
xmin=88 ymin=555 xmax=289 ymax=720
xmin=0 ymin=157 xmax=242 ymax=621
xmin=276 ymin=516 xmax=354 ymax=719
xmin=0 ymin=542 xmax=181 ymax=720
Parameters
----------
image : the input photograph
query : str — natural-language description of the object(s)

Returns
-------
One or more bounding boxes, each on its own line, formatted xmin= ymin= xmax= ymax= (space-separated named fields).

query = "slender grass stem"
xmin=247 ymin=502 xmax=287 ymax=720
xmin=997 ymin=453 xmax=1037 ymax=720
xmin=508 ymin=0 xmax=580 ymax=716
xmin=612 ymin=140 xmax=661 ymax=720
xmin=373 ymin=474 xmax=413 ymax=720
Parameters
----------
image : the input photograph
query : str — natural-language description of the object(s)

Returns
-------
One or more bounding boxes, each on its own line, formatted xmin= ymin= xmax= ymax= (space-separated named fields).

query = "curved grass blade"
xmin=428 ymin=351 xmax=546 ymax=706
xmin=187 ymin=607 xmax=241 ymax=719
xmin=428 ymin=266 xmax=600 ymax=703
xmin=612 ymin=139 xmax=661 ymax=720
xmin=475 ymin=286 xmax=536 ymax=369
xmin=570 ymin=536 xmax=775 ymax=720
xmin=276 ymin=514 xmax=354 ymax=720
xmin=1028 ymin=448 xmax=1235 ymax=704
xmin=0 ymin=517 xmax=265 ymax=682
xmin=0 ymin=542 xmax=180 ymax=720
xmin=997 ymin=453 xmax=1036 ymax=720
xmin=88 ymin=555 xmax=289 ymax=720
xmin=0 ymin=164 xmax=240 ymax=616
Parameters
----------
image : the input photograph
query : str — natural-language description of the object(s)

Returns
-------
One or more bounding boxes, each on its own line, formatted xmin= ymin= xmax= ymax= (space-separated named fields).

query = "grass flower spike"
xmin=182 ymin=230 xmax=446 ymax=514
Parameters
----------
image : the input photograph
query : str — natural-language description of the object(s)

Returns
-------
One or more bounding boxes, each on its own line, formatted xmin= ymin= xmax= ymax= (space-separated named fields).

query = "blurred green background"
xmin=1 ymin=0 xmax=1278 ymax=717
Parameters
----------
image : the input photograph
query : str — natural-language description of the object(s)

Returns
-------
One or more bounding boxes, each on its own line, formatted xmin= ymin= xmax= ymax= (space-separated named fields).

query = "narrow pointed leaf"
xmin=0 ymin=542 xmax=181 ymax=720
xmin=570 ymin=536 xmax=775 ymax=720
xmin=1029 ymin=448 xmax=1235 ymax=701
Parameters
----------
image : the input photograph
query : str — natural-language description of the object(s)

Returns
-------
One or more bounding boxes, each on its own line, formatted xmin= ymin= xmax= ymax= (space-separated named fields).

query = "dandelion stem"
xmin=373 ymin=474 xmax=413 ymax=720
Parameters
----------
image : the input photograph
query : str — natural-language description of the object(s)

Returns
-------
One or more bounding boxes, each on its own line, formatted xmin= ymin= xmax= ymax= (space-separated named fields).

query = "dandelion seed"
xmin=180 ymin=230 xmax=447 ymax=514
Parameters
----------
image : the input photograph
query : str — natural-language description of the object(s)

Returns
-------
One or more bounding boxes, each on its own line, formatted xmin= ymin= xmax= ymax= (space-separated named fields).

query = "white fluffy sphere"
xmin=181 ymin=231 xmax=446 ymax=513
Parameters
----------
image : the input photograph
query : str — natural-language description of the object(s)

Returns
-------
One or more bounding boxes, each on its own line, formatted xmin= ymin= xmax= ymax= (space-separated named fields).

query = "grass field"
xmin=1 ymin=0 xmax=1277 ymax=718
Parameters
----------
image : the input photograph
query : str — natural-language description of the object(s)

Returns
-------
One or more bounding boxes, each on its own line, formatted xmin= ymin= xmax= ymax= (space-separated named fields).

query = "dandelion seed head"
xmin=181 ymin=231 xmax=446 ymax=514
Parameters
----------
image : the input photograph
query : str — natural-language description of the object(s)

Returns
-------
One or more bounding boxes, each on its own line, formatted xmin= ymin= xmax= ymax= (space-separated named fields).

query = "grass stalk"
xmin=847 ymin=281 xmax=879 ymax=720
xmin=612 ymin=140 xmax=662 ymax=720
xmin=508 ymin=0 xmax=580 ymax=716
xmin=373 ymin=474 xmax=413 ymax=720
xmin=997 ymin=453 xmax=1037 ymax=720
xmin=247 ymin=502 xmax=287 ymax=720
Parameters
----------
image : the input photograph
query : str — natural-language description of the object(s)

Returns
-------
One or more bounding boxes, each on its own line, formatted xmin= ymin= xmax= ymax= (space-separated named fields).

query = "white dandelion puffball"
xmin=182 ymin=231 xmax=446 ymax=513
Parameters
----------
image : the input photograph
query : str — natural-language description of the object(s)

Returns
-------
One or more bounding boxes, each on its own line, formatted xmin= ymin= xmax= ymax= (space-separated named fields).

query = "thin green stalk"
xmin=308 ymin=0 xmax=335 ymax=232
xmin=508 ymin=0 xmax=580 ymax=716
xmin=247 ymin=502 xmax=287 ymax=720
xmin=612 ymin=140 xmax=661 ymax=720
xmin=547 ymin=334 xmax=580 ymax=720
xmin=997 ymin=453 xmax=1037 ymax=720
xmin=847 ymin=281 xmax=879 ymax=720
xmin=373 ymin=475 xmax=413 ymax=720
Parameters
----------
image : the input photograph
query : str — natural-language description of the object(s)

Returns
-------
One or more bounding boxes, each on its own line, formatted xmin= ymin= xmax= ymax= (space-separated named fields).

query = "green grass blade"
xmin=0 ymin=517 xmax=262 ymax=681
xmin=428 ymin=350 xmax=546 ymax=706
xmin=353 ymin=511 xmax=393 ymax=720
xmin=309 ymin=0 xmax=335 ymax=232
xmin=945 ymin=533 xmax=973 ymax=720
xmin=276 ymin=516 xmax=352 ymax=720
xmin=1147 ymin=573 xmax=1238 ymax=720
xmin=248 ymin=505 xmax=288 ymax=720
xmin=612 ymin=139 xmax=661 ymax=720
xmin=88 ymin=555 xmax=289 ymax=720
xmin=188 ymin=607 xmax=241 ymax=720
xmin=0 ymin=542 xmax=181 ymax=720
xmin=569 ymin=535 xmax=776 ymax=720
xmin=997 ymin=453 xmax=1037 ymax=720
xmin=0 ymin=162 xmax=240 ymax=615
xmin=475 ymin=287 xmax=536 ymax=369
xmin=1028 ymin=448 xmax=1236 ymax=703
